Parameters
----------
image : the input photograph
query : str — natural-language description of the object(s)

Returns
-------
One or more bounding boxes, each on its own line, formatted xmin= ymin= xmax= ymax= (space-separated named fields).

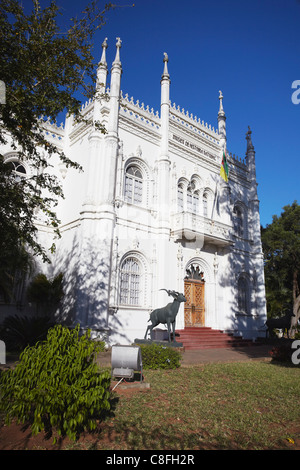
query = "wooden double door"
xmin=184 ymin=279 xmax=205 ymax=327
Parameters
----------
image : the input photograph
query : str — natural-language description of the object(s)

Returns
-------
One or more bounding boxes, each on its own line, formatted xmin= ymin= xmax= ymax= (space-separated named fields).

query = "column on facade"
xmin=96 ymin=36 xmax=122 ymax=311
xmin=217 ymin=91 xmax=231 ymax=225
xmin=76 ymin=38 xmax=122 ymax=328
xmin=98 ymin=37 xmax=122 ymax=211
xmin=245 ymin=127 xmax=267 ymax=321
xmin=158 ymin=52 xmax=171 ymax=231
xmin=211 ymin=251 xmax=219 ymax=330
xmin=156 ymin=53 xmax=173 ymax=306
xmin=83 ymin=38 xmax=108 ymax=207
xmin=246 ymin=127 xmax=262 ymax=250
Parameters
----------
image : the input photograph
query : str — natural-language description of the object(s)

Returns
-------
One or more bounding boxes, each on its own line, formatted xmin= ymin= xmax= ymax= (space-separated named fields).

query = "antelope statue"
xmin=144 ymin=289 xmax=187 ymax=342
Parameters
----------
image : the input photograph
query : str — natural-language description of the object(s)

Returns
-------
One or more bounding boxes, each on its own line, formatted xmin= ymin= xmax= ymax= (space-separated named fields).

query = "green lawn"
xmin=1 ymin=359 xmax=299 ymax=450
xmin=97 ymin=361 xmax=300 ymax=450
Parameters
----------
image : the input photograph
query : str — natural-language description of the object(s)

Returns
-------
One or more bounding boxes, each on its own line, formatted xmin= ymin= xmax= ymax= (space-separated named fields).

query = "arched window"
xmin=187 ymin=187 xmax=200 ymax=213
xmin=192 ymin=191 xmax=199 ymax=213
xmin=124 ymin=165 xmax=143 ymax=205
xmin=238 ymin=276 xmax=250 ymax=314
xmin=234 ymin=205 xmax=244 ymax=237
xmin=203 ymin=192 xmax=208 ymax=217
xmin=5 ymin=158 xmax=27 ymax=182
xmin=187 ymin=186 xmax=193 ymax=212
xmin=178 ymin=179 xmax=200 ymax=214
xmin=120 ymin=257 xmax=141 ymax=305
xmin=177 ymin=183 xmax=184 ymax=211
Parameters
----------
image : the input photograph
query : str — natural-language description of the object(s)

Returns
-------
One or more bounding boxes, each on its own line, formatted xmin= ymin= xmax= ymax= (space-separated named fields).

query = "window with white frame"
xmin=237 ymin=275 xmax=250 ymax=314
xmin=203 ymin=192 xmax=208 ymax=217
xmin=192 ymin=191 xmax=199 ymax=213
xmin=187 ymin=181 xmax=199 ymax=214
xmin=124 ymin=165 xmax=143 ymax=205
xmin=187 ymin=186 xmax=193 ymax=212
xmin=177 ymin=183 xmax=184 ymax=211
xmin=234 ymin=205 xmax=244 ymax=237
xmin=178 ymin=179 xmax=201 ymax=214
xmin=5 ymin=158 xmax=27 ymax=182
xmin=120 ymin=257 xmax=141 ymax=305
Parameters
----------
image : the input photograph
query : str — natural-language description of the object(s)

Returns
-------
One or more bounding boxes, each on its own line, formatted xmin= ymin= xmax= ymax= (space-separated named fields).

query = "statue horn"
xmin=160 ymin=289 xmax=178 ymax=299
xmin=159 ymin=288 xmax=171 ymax=295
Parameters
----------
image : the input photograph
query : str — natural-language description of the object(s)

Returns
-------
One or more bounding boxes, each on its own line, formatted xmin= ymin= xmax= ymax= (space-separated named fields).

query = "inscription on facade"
xmin=172 ymin=134 xmax=216 ymax=160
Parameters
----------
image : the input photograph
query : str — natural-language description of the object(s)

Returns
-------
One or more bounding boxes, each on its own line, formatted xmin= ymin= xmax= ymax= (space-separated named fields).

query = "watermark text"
xmin=291 ymin=340 xmax=300 ymax=365
xmin=291 ymin=80 xmax=300 ymax=104
xmin=0 ymin=340 xmax=6 ymax=364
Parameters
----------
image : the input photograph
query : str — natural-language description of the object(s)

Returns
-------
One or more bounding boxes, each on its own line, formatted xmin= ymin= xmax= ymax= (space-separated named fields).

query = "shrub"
xmin=294 ymin=326 xmax=300 ymax=340
xmin=269 ymin=343 xmax=293 ymax=363
xmin=0 ymin=324 xmax=111 ymax=441
xmin=137 ymin=342 xmax=181 ymax=369
xmin=0 ymin=314 xmax=55 ymax=352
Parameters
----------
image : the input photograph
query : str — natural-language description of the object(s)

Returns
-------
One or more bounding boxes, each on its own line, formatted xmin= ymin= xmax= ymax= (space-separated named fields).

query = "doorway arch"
xmin=184 ymin=261 xmax=207 ymax=327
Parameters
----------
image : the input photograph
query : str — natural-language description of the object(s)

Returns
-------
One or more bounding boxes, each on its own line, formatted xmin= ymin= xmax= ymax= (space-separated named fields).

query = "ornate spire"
xmin=99 ymin=37 xmax=108 ymax=66
xmin=94 ymin=37 xmax=108 ymax=116
xmin=218 ymin=90 xmax=226 ymax=149
xmin=245 ymin=126 xmax=257 ymax=185
xmin=161 ymin=52 xmax=170 ymax=81
xmin=112 ymin=37 xmax=122 ymax=66
xmin=107 ymin=37 xmax=122 ymax=136
xmin=218 ymin=90 xmax=225 ymax=117
xmin=246 ymin=126 xmax=254 ymax=151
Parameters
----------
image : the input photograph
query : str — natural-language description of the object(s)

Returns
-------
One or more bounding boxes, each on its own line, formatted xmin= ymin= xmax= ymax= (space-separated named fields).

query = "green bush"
xmin=269 ymin=342 xmax=296 ymax=364
xmin=137 ymin=342 xmax=181 ymax=369
xmin=0 ymin=315 xmax=55 ymax=352
xmin=0 ymin=324 xmax=111 ymax=441
xmin=294 ymin=326 xmax=300 ymax=340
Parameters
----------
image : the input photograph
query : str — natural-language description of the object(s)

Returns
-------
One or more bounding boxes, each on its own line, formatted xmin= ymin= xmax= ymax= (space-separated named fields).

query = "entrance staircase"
xmin=175 ymin=327 xmax=254 ymax=350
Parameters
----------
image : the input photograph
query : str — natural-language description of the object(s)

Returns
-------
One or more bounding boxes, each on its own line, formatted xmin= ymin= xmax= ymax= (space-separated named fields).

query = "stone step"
xmin=175 ymin=327 xmax=253 ymax=350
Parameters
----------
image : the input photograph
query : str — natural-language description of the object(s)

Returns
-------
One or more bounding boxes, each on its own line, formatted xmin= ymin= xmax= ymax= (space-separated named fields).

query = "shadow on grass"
xmin=96 ymin=420 xmax=276 ymax=450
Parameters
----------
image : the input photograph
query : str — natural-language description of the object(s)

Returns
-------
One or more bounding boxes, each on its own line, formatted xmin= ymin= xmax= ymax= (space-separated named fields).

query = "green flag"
xmin=220 ymin=150 xmax=229 ymax=182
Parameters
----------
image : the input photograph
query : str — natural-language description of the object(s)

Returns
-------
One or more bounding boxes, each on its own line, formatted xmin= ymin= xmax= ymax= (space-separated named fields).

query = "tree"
xmin=0 ymin=0 xmax=112 ymax=285
xmin=261 ymin=201 xmax=300 ymax=329
xmin=27 ymin=272 xmax=64 ymax=316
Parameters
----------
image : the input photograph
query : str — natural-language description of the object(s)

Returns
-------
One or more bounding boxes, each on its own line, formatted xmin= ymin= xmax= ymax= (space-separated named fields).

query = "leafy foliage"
xmin=262 ymin=201 xmax=300 ymax=324
xmin=0 ymin=324 xmax=110 ymax=441
xmin=0 ymin=244 xmax=33 ymax=303
xmin=0 ymin=0 xmax=112 ymax=279
xmin=137 ymin=342 xmax=182 ymax=369
xmin=26 ymin=271 xmax=63 ymax=315
xmin=269 ymin=341 xmax=298 ymax=365
xmin=0 ymin=314 xmax=55 ymax=352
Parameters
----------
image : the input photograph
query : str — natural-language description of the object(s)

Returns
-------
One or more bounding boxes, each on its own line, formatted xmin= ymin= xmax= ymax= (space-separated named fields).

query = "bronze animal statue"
xmin=144 ymin=289 xmax=186 ymax=342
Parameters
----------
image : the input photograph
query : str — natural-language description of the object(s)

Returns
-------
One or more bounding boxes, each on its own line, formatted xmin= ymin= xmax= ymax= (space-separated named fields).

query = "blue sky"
xmin=38 ymin=0 xmax=300 ymax=227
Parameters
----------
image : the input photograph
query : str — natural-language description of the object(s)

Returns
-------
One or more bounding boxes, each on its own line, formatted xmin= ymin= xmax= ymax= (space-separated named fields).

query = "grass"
xmin=97 ymin=361 xmax=300 ymax=450
xmin=1 ymin=359 xmax=299 ymax=450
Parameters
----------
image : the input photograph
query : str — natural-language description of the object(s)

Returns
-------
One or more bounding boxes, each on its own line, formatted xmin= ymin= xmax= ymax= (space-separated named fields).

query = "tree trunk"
xmin=291 ymin=270 xmax=300 ymax=329
xmin=292 ymin=296 xmax=300 ymax=324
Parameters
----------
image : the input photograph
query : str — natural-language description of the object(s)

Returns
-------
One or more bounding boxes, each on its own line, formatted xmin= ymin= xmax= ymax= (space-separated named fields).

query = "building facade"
xmin=1 ymin=38 xmax=267 ymax=344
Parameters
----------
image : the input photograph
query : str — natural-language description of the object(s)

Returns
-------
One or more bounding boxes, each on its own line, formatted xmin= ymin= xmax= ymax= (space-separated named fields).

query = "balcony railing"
xmin=171 ymin=212 xmax=233 ymax=247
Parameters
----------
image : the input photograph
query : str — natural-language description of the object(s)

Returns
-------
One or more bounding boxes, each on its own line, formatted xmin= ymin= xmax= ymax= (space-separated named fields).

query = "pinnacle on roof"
xmin=218 ymin=90 xmax=225 ymax=116
xmin=113 ymin=37 xmax=122 ymax=66
xmin=98 ymin=37 xmax=108 ymax=67
xmin=161 ymin=52 xmax=170 ymax=81
xmin=246 ymin=126 xmax=254 ymax=151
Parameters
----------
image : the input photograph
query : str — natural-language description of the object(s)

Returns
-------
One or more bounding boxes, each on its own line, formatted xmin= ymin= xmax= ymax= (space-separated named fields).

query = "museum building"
xmin=1 ymin=38 xmax=267 ymax=345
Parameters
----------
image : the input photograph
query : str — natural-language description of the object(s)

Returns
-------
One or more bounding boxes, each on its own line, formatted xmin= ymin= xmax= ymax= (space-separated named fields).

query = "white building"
xmin=2 ymin=38 xmax=267 ymax=344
